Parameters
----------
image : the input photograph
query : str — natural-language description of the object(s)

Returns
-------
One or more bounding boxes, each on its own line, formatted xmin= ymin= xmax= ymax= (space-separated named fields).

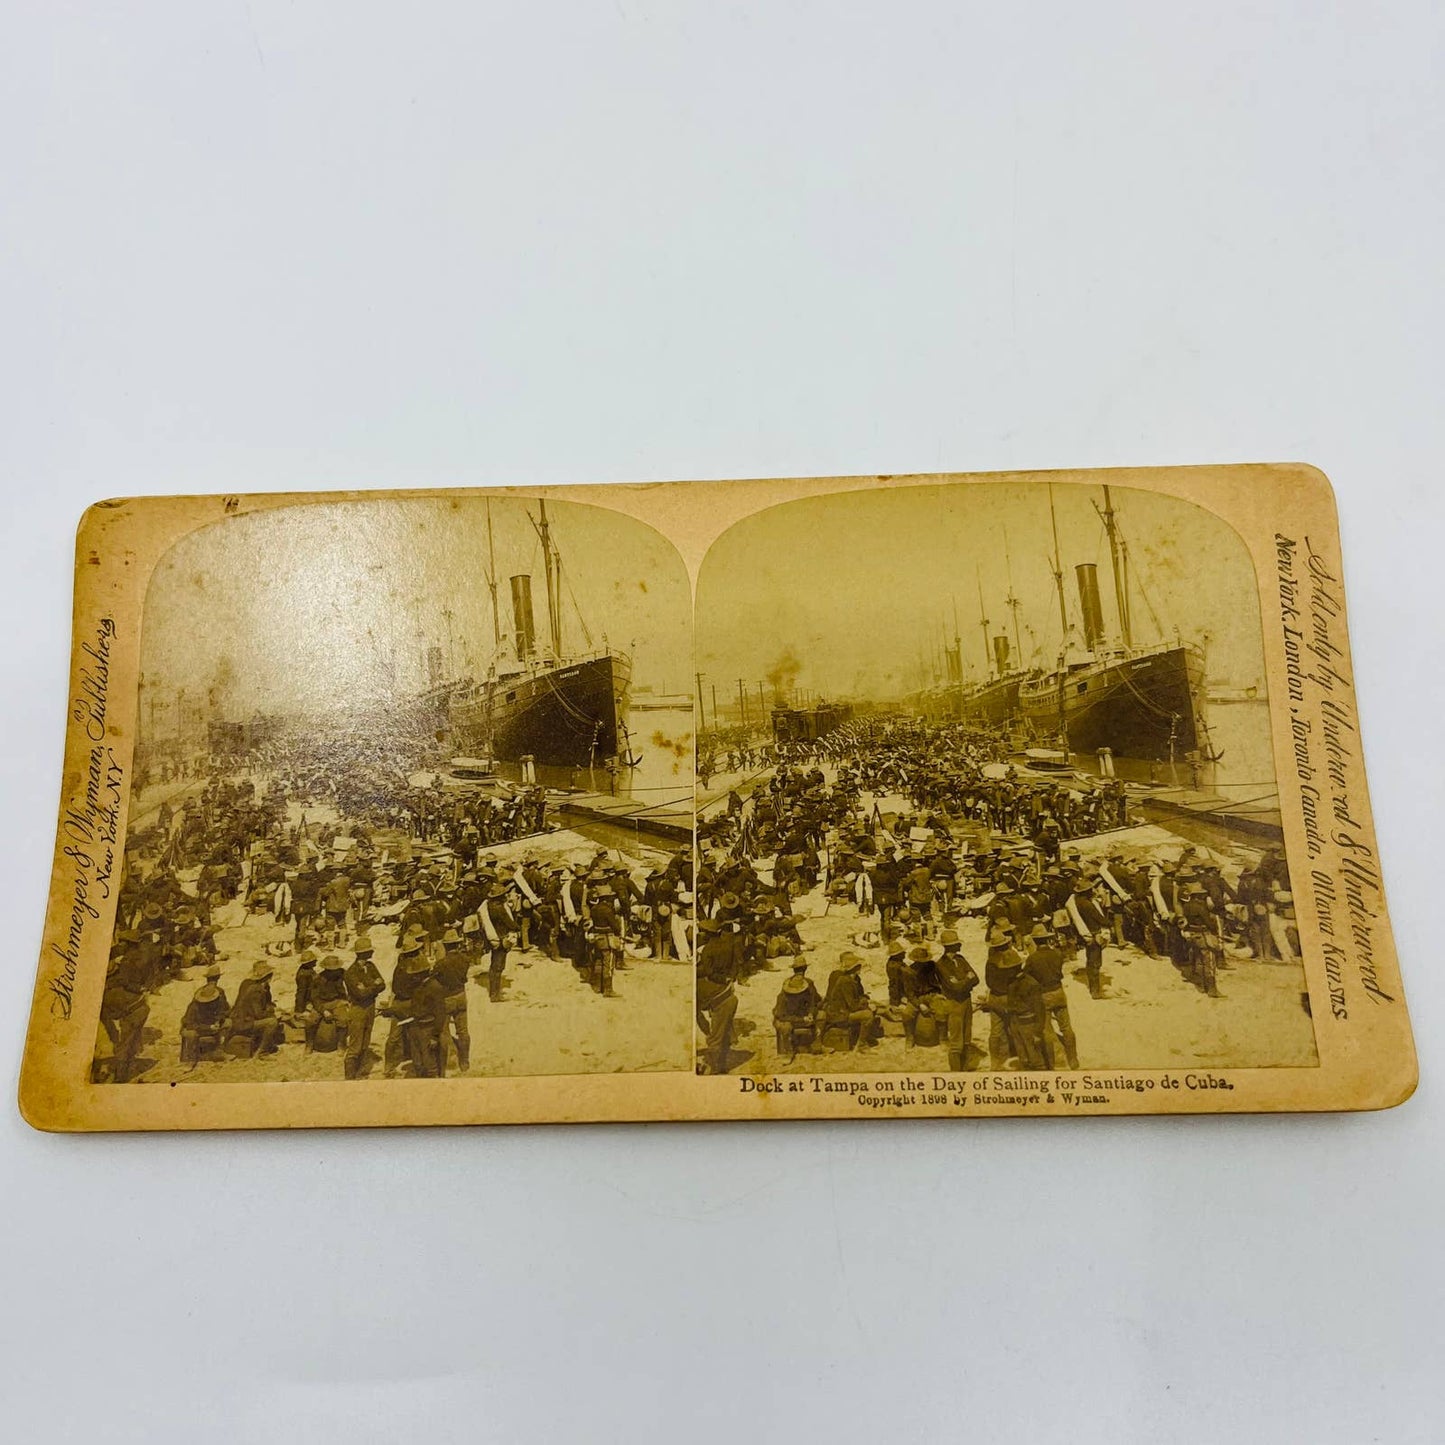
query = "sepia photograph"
xmin=94 ymin=495 xmax=696 ymax=1085
xmin=694 ymin=479 xmax=1316 ymax=1078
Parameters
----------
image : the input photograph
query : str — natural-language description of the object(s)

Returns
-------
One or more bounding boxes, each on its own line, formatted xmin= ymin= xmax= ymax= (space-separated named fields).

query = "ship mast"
xmin=485 ymin=499 xmax=501 ymax=646
xmin=1003 ymin=528 xmax=1023 ymax=662
xmin=952 ymin=594 xmax=963 ymax=687
xmin=1100 ymin=485 xmax=1133 ymax=648
xmin=975 ymin=566 xmax=992 ymax=677
xmin=537 ymin=499 xmax=563 ymax=659
xmin=1047 ymin=482 xmax=1069 ymax=641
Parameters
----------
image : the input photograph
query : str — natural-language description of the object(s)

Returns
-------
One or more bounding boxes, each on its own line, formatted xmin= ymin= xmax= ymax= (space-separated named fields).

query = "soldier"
xmin=585 ymin=882 xmax=624 ymax=997
xmin=533 ymin=866 xmax=563 ymax=960
xmin=1003 ymin=959 xmax=1049 ymax=1069
xmin=1024 ymin=921 xmax=1078 ymax=1069
xmin=821 ymin=952 xmax=877 ymax=1050
xmin=407 ymin=958 xmax=450 ymax=1078
xmin=179 ymin=963 xmax=229 ymax=1067
xmin=931 ymin=929 xmax=980 ymax=1072
xmin=320 ymin=869 xmax=353 ymax=944
xmin=696 ymin=918 xmax=741 ymax=1075
xmin=558 ymin=867 xmax=590 ymax=971
xmin=477 ymin=880 xmax=519 ymax=1002
xmin=382 ymin=928 xmax=430 ymax=1077
xmin=512 ymin=855 xmax=548 ymax=950
xmin=1179 ymin=884 xmax=1224 ymax=997
xmin=981 ymin=922 xmax=1025 ymax=1068
xmin=869 ymin=851 xmax=902 ymax=932
xmin=291 ymin=947 xmax=319 ymax=1018
xmin=883 ymin=936 xmax=909 ymax=1006
xmin=300 ymin=954 xmax=350 ymax=1052
xmin=432 ymin=927 xmax=472 ymax=1071
xmin=1067 ymin=878 xmax=1111 ymax=999
xmin=644 ymin=864 xmax=678 ymax=960
xmin=772 ymin=957 xmax=822 ymax=1060
xmin=904 ymin=855 xmax=935 ymax=935
xmin=343 ymin=933 xmax=386 ymax=1080
xmin=228 ymin=960 xmax=284 ymax=1057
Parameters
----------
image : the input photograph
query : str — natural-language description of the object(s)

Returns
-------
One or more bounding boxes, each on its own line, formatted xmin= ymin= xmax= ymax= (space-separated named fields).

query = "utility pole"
xmin=695 ymin=672 xmax=706 ymax=732
xmin=711 ymin=683 xmax=719 ymax=731
xmin=737 ymin=678 xmax=747 ymax=727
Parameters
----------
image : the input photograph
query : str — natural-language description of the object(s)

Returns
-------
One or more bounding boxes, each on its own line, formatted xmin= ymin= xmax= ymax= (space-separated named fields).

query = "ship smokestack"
xmin=993 ymin=634 xmax=1011 ymax=677
xmin=510 ymin=574 xmax=537 ymax=659
xmin=1075 ymin=563 xmax=1106 ymax=650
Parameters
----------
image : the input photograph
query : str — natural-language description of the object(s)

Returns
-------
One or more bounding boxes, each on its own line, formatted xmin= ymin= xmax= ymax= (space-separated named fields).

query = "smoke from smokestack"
xmin=766 ymin=647 xmax=803 ymax=704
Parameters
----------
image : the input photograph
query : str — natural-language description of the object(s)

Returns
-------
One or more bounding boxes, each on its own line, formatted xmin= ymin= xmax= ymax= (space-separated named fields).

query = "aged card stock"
xmin=19 ymin=465 xmax=1415 ymax=1129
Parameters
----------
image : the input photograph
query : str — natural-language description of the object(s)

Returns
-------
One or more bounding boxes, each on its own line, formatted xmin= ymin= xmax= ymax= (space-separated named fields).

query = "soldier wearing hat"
xmin=228 ymin=960 xmax=283 ymax=1058
xmin=180 ymin=964 xmax=229 ymax=1067
xmin=291 ymin=947 xmax=319 ymax=1017
xmin=980 ymin=922 xmax=1026 ymax=1068
xmin=883 ymin=936 xmax=910 ymax=1007
xmin=696 ymin=916 xmax=741 ymax=1075
xmin=300 ymin=954 xmax=350 ymax=1052
xmin=820 ymin=952 xmax=877 ymax=1050
xmin=557 ymin=866 xmax=590 ymax=969
xmin=644 ymin=864 xmax=679 ymax=961
xmin=477 ymin=880 xmax=519 ymax=1002
xmin=382 ymin=928 xmax=431 ymax=1077
xmin=915 ymin=929 xmax=979 ymax=1071
xmin=432 ymin=926 xmax=473 ymax=1071
xmin=1024 ymin=921 xmax=1078 ymax=1068
xmin=406 ymin=953 xmax=451 ymax=1078
xmin=1066 ymin=877 xmax=1111 ymax=999
xmin=772 ymin=957 xmax=822 ymax=1060
xmin=518 ymin=865 xmax=555 ymax=961
xmin=1178 ymin=883 xmax=1223 ymax=997
xmin=343 ymin=934 xmax=386 ymax=1080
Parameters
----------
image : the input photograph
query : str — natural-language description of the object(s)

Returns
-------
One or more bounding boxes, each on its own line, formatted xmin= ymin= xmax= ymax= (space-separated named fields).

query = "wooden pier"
xmin=1135 ymin=785 xmax=1283 ymax=841
xmin=549 ymin=786 xmax=694 ymax=844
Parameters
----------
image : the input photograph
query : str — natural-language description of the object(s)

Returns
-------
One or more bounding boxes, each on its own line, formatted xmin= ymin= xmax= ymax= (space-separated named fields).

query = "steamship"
xmin=447 ymin=501 xmax=633 ymax=770
xmin=1016 ymin=487 xmax=1209 ymax=762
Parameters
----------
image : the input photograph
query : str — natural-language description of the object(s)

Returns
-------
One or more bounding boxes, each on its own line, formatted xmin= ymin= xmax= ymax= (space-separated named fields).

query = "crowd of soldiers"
xmin=98 ymin=747 xmax=692 ymax=1083
xmin=696 ymin=728 xmax=777 ymax=787
xmin=695 ymin=717 xmax=1298 ymax=1075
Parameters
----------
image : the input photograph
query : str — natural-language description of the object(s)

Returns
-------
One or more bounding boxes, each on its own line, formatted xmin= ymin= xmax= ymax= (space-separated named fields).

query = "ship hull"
xmin=1018 ymin=645 xmax=1205 ymax=761
xmin=450 ymin=654 xmax=632 ymax=769
xmin=958 ymin=676 xmax=1024 ymax=729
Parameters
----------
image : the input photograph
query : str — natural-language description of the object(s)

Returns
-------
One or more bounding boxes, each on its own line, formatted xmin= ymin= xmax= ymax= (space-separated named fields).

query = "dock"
xmin=1135 ymin=785 xmax=1283 ymax=841
xmin=550 ymin=787 xmax=694 ymax=844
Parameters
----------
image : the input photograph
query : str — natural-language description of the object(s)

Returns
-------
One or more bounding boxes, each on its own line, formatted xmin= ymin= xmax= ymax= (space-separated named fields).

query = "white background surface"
xmin=2 ymin=4 xmax=1441 ymax=1442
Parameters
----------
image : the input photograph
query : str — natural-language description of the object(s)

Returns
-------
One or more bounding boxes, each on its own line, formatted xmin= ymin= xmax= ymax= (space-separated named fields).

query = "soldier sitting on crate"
xmin=820 ymin=953 xmax=878 ymax=1051
xmin=298 ymin=954 xmax=350 ymax=1052
xmin=180 ymin=964 xmax=230 ymax=1067
xmin=772 ymin=957 xmax=822 ymax=1059
xmin=227 ymin=960 xmax=284 ymax=1058
xmin=900 ymin=932 xmax=978 ymax=1071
